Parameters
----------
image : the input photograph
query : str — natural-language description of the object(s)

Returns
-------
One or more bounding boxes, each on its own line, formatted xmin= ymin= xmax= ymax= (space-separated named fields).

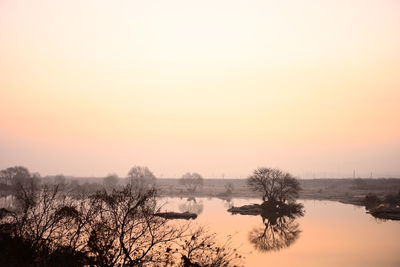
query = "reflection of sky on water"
xmin=160 ymin=197 xmax=400 ymax=267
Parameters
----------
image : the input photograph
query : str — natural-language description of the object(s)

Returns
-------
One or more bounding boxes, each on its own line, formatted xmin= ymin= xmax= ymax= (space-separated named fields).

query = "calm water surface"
xmin=161 ymin=197 xmax=400 ymax=267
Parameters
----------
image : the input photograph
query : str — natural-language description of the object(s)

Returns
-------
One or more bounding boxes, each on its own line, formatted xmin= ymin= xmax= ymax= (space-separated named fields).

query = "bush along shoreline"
xmin=364 ymin=192 xmax=400 ymax=220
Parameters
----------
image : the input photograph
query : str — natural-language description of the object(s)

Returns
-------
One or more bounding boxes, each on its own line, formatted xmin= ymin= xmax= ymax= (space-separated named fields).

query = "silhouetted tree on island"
xmin=224 ymin=167 xmax=305 ymax=253
xmin=180 ymin=172 xmax=204 ymax=193
xmin=247 ymin=167 xmax=301 ymax=203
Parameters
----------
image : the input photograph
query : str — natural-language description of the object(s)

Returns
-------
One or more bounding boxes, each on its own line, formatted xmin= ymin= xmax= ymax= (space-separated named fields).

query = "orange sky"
xmin=1 ymin=0 xmax=399 ymax=178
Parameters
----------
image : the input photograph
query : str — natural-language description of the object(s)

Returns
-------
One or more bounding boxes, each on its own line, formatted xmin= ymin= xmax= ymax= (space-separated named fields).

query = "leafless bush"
xmin=0 ymin=184 xmax=242 ymax=267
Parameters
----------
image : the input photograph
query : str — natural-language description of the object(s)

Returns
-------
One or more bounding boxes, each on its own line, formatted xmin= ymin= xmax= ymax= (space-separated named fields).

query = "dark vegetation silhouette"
xmin=364 ymin=193 xmax=383 ymax=210
xmin=363 ymin=191 xmax=400 ymax=220
xmin=247 ymin=167 xmax=301 ymax=203
xmin=0 ymin=166 xmax=35 ymax=186
xmin=179 ymin=173 xmax=204 ymax=193
xmin=2 ymin=165 xmax=399 ymax=264
xmin=0 ymin=166 xmax=242 ymax=267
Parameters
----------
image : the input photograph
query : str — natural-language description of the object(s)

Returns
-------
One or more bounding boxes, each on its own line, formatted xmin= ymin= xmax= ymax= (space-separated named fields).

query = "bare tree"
xmin=174 ymin=227 xmax=243 ymax=267
xmin=1 ymin=167 xmax=42 ymax=211
xmin=0 ymin=183 xmax=242 ymax=267
xmin=14 ymin=177 xmax=40 ymax=212
xmin=276 ymin=173 xmax=301 ymax=203
xmin=86 ymin=185 xmax=190 ymax=266
xmin=127 ymin=166 xmax=156 ymax=189
xmin=247 ymin=167 xmax=300 ymax=203
xmin=180 ymin=172 xmax=203 ymax=193
xmin=0 ymin=166 xmax=32 ymax=187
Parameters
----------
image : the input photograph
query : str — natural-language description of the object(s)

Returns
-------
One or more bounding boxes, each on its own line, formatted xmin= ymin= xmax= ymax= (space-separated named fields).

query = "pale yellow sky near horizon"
xmin=1 ymin=0 xmax=399 ymax=178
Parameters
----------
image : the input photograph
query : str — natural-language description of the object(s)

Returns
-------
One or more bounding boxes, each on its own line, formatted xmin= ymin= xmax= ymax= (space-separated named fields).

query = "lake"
xmin=161 ymin=197 xmax=400 ymax=267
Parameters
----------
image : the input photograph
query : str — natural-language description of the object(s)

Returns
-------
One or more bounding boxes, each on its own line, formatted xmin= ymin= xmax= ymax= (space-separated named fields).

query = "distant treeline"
xmin=1 ymin=166 xmax=400 ymax=199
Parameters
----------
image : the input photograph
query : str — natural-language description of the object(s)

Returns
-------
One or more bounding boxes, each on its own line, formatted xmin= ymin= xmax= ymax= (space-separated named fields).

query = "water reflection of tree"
xmin=178 ymin=197 xmax=204 ymax=215
xmin=248 ymin=205 xmax=304 ymax=252
xmin=219 ymin=198 xmax=233 ymax=209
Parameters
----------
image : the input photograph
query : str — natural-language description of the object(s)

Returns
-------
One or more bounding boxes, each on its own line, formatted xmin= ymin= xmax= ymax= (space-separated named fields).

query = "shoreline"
xmin=157 ymin=191 xmax=365 ymax=206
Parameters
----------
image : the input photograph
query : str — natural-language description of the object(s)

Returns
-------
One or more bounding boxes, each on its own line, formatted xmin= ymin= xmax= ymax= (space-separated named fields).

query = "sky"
xmin=1 ymin=0 xmax=399 ymax=178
